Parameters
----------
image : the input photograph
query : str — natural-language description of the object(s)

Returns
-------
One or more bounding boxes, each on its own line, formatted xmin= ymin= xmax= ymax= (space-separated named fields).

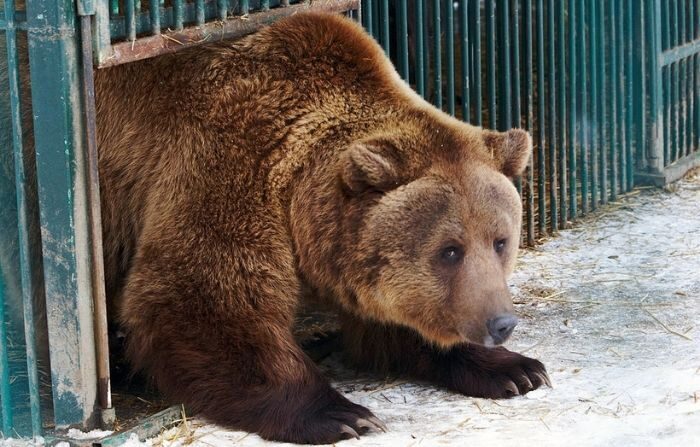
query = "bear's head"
xmin=331 ymin=121 xmax=532 ymax=348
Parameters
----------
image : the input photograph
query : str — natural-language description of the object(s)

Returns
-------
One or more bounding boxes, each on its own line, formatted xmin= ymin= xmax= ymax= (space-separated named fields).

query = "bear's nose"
xmin=486 ymin=314 xmax=518 ymax=345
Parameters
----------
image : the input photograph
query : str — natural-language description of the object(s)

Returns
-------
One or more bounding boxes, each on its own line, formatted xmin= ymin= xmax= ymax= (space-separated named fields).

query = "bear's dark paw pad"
xmin=290 ymin=399 xmax=386 ymax=444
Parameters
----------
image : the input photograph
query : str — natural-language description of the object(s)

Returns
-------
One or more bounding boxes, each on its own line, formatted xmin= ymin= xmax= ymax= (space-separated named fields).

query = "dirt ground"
xmin=3 ymin=172 xmax=699 ymax=447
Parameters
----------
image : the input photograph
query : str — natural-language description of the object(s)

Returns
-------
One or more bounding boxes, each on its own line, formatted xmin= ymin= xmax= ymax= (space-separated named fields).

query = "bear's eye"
xmin=494 ymin=238 xmax=508 ymax=254
xmin=439 ymin=246 xmax=464 ymax=266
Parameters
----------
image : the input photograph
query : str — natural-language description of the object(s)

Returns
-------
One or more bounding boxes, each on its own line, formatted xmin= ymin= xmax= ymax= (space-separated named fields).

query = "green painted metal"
xmin=624 ymin=0 xmax=634 ymax=191
xmin=546 ymin=0 xmax=557 ymax=229
xmin=536 ymin=0 xmax=545 ymax=234
xmin=470 ymin=0 xmax=482 ymax=126
xmin=432 ymin=0 xmax=441 ymax=110
xmin=524 ymin=0 xmax=535 ymax=245
xmin=195 ymin=0 xmax=205 ymax=25
xmin=445 ymin=0 xmax=455 ymax=116
xmin=95 ymin=406 xmax=182 ymax=447
xmin=556 ymin=0 xmax=567 ymax=226
xmin=0 ymin=268 xmax=12 ymax=433
xmin=458 ymin=0 xmax=468 ymax=121
xmin=151 ymin=0 xmax=161 ymax=35
xmin=380 ymin=0 xmax=389 ymax=55
xmin=603 ymin=0 xmax=612 ymax=204
xmin=568 ymin=0 xmax=578 ymax=218
xmin=25 ymin=0 xmax=99 ymax=430
xmin=497 ymin=0 xmax=512 ymax=130
xmin=396 ymin=0 xmax=408 ymax=81
xmin=241 ymin=0 xmax=250 ymax=15
xmin=485 ymin=0 xmax=496 ymax=126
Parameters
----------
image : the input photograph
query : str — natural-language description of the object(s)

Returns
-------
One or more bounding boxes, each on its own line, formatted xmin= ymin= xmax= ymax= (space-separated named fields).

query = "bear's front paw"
xmin=283 ymin=387 xmax=386 ymax=444
xmin=444 ymin=345 xmax=551 ymax=399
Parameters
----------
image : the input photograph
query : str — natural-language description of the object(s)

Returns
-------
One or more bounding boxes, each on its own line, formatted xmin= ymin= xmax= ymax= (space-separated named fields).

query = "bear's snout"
xmin=485 ymin=314 xmax=519 ymax=346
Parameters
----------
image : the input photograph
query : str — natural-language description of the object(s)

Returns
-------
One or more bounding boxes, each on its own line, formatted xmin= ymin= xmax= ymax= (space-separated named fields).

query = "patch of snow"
xmin=65 ymin=428 xmax=114 ymax=440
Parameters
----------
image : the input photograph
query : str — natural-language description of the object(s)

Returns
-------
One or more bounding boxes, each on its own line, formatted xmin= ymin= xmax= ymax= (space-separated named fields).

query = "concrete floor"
xmin=4 ymin=173 xmax=699 ymax=447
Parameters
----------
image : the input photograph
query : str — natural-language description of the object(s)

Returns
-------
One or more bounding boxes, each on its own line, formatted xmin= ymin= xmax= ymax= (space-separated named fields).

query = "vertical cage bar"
xmin=615 ymin=0 xmax=626 ymax=191
xmin=672 ymin=1 xmax=679 ymax=162
xmin=607 ymin=0 xmax=617 ymax=202
xmin=241 ymin=0 xmax=250 ymax=15
xmin=511 ymin=0 xmax=521 ymax=127
xmin=459 ymin=0 xmax=470 ymax=121
xmin=217 ymin=0 xmax=228 ymax=21
xmin=380 ymin=0 xmax=389 ymax=54
xmin=568 ymin=0 xmax=578 ymax=218
xmin=646 ymin=0 xmax=663 ymax=172
xmin=486 ymin=0 xmax=496 ymax=126
xmin=363 ymin=0 xmax=374 ymax=36
xmin=470 ymin=0 xmax=482 ymax=126
xmin=498 ymin=0 xmax=512 ymax=130
xmin=4 ymin=0 xmax=43 ymax=435
xmin=397 ymin=0 xmax=409 ymax=80
xmin=26 ymin=0 xmax=99 ymax=429
xmin=415 ymin=0 xmax=426 ymax=97
xmin=689 ymin=0 xmax=696 ymax=157
xmin=578 ymin=0 xmax=588 ymax=214
xmin=261 ymin=0 xmax=270 ymax=11
xmin=588 ymin=0 xmax=599 ymax=209
xmin=662 ymin=0 xmax=671 ymax=165
xmin=546 ymin=0 xmax=557 ymax=229
xmin=536 ymin=0 xmax=546 ymax=234
xmin=556 ymin=0 xmax=567 ymax=226
xmin=195 ymin=0 xmax=205 ymax=25
xmin=524 ymin=0 xmax=535 ymax=245
xmin=512 ymin=0 xmax=522 ymax=196
xmin=125 ymin=0 xmax=136 ymax=40
xmin=174 ymin=0 xmax=184 ymax=30
xmin=680 ymin=0 xmax=687 ymax=158
xmin=596 ymin=0 xmax=606 ymax=204
xmin=109 ymin=0 xmax=118 ymax=15
xmin=150 ymin=0 xmax=161 ymax=34
xmin=433 ymin=0 xmax=442 ymax=109
xmin=625 ymin=0 xmax=634 ymax=190
xmin=0 ymin=272 xmax=12 ymax=433
xmin=446 ymin=0 xmax=455 ymax=115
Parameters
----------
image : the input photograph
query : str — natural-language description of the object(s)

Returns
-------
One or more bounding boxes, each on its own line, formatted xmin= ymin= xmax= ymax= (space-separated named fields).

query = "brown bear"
xmin=93 ymin=12 xmax=549 ymax=444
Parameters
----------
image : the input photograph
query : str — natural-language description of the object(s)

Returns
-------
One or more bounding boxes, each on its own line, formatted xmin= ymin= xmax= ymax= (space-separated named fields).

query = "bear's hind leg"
xmin=119 ymin=238 xmax=384 ymax=443
xmin=341 ymin=313 xmax=550 ymax=398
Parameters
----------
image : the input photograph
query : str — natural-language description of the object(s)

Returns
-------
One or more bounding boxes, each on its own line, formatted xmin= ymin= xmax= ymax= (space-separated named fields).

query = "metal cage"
xmin=1 ymin=0 xmax=699 ymax=442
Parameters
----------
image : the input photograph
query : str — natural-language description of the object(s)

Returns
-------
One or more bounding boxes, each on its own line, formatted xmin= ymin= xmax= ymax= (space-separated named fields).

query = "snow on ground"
xmin=3 ymin=173 xmax=699 ymax=447
xmin=139 ymin=172 xmax=699 ymax=447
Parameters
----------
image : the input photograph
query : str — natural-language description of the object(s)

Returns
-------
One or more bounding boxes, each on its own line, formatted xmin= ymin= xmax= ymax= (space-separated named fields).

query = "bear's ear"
xmin=340 ymin=141 xmax=400 ymax=194
xmin=483 ymin=128 xmax=533 ymax=178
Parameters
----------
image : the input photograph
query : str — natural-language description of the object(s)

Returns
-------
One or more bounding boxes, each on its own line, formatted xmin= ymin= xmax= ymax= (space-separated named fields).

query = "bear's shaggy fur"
xmin=93 ymin=13 xmax=549 ymax=443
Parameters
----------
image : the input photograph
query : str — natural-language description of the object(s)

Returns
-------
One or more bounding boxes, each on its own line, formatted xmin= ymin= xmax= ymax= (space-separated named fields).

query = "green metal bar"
xmin=110 ymin=0 xmax=118 ymax=15
xmin=363 ymin=0 xmax=373 ymax=36
xmin=380 ymin=0 xmax=389 ymax=54
xmin=596 ymin=0 xmax=606 ymax=204
xmin=606 ymin=0 xmax=616 ymax=202
xmin=680 ymin=0 xmax=688 ymax=158
xmin=511 ymin=0 xmax=522 ymax=128
xmin=433 ymin=0 xmax=442 ymax=109
xmin=4 ymin=0 xmax=43 ymax=435
xmin=568 ymin=0 xmax=577 ymax=217
xmin=0 ymin=269 xmax=12 ymax=435
xmin=26 ymin=0 xmax=99 ymax=429
xmin=688 ymin=0 xmax=696 ymax=159
xmin=556 ymin=0 xmax=566 ymax=225
xmin=672 ymin=1 xmax=679 ymax=162
xmin=470 ymin=0 xmax=482 ymax=126
xmin=546 ymin=0 xmax=557 ymax=228
xmin=446 ymin=0 xmax=455 ymax=116
xmin=633 ymin=0 xmax=647 ymax=174
xmin=217 ymin=0 xmax=228 ymax=21
xmin=150 ymin=0 xmax=161 ymax=34
xmin=241 ymin=0 xmax=250 ymax=15
xmin=524 ymin=0 xmax=535 ymax=244
xmin=625 ymin=0 xmax=634 ymax=190
xmin=615 ymin=0 xmax=625 ymax=189
xmin=459 ymin=0 xmax=469 ymax=121
xmin=126 ymin=0 xmax=136 ymax=40
xmin=174 ymin=0 xmax=184 ymax=29
xmin=662 ymin=1 xmax=671 ymax=165
xmin=397 ymin=0 xmax=408 ymax=80
xmin=486 ymin=0 xmax=496 ymax=126
xmin=415 ymin=0 xmax=425 ymax=97
xmin=646 ymin=0 xmax=663 ymax=172
xmin=536 ymin=0 xmax=546 ymax=233
xmin=195 ymin=0 xmax=204 ymax=25
xmin=578 ymin=0 xmax=588 ymax=214
xmin=498 ymin=0 xmax=512 ymax=130
xmin=261 ymin=0 xmax=270 ymax=11
xmin=588 ymin=0 xmax=599 ymax=209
